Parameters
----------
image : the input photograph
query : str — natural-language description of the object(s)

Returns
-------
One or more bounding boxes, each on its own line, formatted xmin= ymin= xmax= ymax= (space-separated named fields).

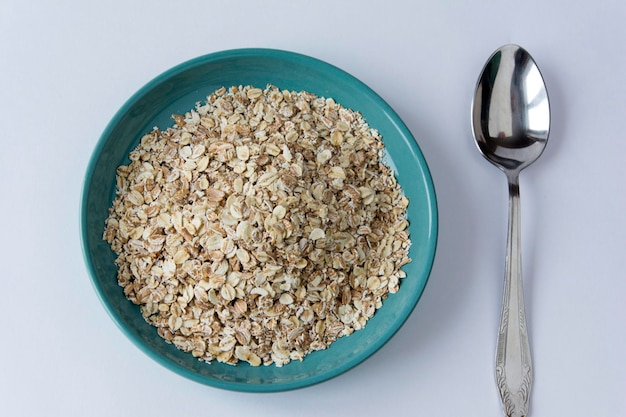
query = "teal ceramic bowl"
xmin=81 ymin=49 xmax=437 ymax=392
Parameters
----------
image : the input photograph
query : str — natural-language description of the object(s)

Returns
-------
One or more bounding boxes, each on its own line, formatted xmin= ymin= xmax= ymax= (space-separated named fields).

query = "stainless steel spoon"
xmin=471 ymin=44 xmax=550 ymax=417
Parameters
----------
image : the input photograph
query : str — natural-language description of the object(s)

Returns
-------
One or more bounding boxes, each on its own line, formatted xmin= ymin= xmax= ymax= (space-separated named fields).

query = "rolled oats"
xmin=104 ymin=85 xmax=411 ymax=367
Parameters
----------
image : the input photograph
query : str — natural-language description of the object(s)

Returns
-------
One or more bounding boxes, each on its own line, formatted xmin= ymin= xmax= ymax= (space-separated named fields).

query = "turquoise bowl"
xmin=81 ymin=49 xmax=437 ymax=392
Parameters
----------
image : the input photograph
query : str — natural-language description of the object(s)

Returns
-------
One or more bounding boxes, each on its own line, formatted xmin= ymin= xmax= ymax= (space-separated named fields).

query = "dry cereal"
xmin=103 ymin=85 xmax=411 ymax=366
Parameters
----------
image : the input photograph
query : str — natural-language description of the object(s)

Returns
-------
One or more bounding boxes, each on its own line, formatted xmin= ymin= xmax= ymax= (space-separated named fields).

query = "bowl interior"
xmin=81 ymin=49 xmax=437 ymax=392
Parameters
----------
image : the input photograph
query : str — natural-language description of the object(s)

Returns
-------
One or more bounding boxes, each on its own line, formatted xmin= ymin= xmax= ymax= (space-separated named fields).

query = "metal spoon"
xmin=471 ymin=44 xmax=550 ymax=417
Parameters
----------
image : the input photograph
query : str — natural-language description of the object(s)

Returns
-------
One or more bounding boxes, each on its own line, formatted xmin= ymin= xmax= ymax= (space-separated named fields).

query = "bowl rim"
xmin=80 ymin=47 xmax=438 ymax=392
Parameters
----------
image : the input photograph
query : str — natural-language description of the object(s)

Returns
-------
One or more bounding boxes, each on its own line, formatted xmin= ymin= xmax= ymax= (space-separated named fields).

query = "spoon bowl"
xmin=471 ymin=44 xmax=550 ymax=417
xmin=472 ymin=44 xmax=550 ymax=176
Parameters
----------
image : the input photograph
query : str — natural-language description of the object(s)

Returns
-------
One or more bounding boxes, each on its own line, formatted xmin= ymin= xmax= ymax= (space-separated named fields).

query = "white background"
xmin=1 ymin=1 xmax=625 ymax=416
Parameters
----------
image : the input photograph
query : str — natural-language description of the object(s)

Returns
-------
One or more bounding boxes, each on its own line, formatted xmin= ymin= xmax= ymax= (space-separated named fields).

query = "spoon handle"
xmin=496 ymin=175 xmax=532 ymax=417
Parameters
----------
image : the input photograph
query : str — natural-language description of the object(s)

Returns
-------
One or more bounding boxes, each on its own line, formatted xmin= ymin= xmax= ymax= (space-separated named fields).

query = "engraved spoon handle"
xmin=495 ymin=174 xmax=533 ymax=417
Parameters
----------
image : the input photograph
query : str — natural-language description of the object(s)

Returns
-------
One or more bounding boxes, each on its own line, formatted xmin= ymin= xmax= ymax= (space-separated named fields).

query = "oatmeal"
xmin=103 ymin=85 xmax=411 ymax=366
